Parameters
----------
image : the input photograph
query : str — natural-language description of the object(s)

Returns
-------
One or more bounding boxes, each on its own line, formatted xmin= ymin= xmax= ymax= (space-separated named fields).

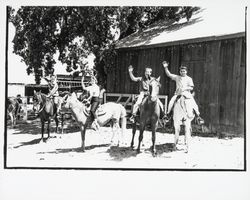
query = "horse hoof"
xmin=152 ymin=152 xmax=157 ymax=157
xmin=136 ymin=149 xmax=141 ymax=154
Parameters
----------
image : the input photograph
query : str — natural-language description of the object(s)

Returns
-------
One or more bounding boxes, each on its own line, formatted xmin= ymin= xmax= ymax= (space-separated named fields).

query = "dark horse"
xmin=130 ymin=77 xmax=161 ymax=155
xmin=32 ymin=91 xmax=60 ymax=140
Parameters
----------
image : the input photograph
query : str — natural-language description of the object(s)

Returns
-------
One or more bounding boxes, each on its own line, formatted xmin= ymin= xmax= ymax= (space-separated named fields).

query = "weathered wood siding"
xmin=108 ymin=37 xmax=246 ymax=134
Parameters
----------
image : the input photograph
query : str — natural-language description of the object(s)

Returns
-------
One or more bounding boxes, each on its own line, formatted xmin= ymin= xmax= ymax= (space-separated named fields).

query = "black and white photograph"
xmin=4 ymin=4 xmax=246 ymax=170
xmin=1 ymin=1 xmax=249 ymax=199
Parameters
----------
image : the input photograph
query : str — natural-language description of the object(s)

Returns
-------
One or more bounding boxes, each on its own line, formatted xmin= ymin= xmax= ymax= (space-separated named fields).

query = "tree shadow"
xmin=107 ymin=146 xmax=138 ymax=161
xmin=7 ymin=118 xmax=80 ymax=136
xmin=117 ymin=15 xmax=204 ymax=48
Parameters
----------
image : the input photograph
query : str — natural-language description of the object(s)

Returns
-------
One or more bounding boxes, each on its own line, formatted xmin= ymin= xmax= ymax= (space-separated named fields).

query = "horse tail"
xmin=119 ymin=104 xmax=127 ymax=135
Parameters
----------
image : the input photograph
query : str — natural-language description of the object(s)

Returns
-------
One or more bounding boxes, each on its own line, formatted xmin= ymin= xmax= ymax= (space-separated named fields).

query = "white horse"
xmin=173 ymin=95 xmax=195 ymax=153
xmin=64 ymin=92 xmax=127 ymax=151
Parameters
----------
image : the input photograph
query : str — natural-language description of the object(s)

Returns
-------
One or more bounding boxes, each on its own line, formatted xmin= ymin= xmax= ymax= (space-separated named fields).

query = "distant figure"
xmin=16 ymin=94 xmax=22 ymax=120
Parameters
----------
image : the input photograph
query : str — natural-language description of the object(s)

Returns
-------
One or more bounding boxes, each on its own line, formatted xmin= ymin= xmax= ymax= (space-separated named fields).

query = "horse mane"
xmin=34 ymin=92 xmax=47 ymax=104
xmin=151 ymin=78 xmax=161 ymax=87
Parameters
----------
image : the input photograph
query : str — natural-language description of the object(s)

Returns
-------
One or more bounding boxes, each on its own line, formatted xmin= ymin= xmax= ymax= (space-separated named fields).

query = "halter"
xmin=33 ymin=93 xmax=47 ymax=113
xmin=148 ymin=78 xmax=161 ymax=101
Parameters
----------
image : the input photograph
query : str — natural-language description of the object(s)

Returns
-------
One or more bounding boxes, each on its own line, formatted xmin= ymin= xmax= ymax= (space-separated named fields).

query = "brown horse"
xmin=130 ymin=77 xmax=161 ymax=155
xmin=32 ymin=91 xmax=62 ymax=140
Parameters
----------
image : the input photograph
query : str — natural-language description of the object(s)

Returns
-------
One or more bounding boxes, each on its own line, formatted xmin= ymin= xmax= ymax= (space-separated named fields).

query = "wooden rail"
xmin=104 ymin=93 xmax=168 ymax=114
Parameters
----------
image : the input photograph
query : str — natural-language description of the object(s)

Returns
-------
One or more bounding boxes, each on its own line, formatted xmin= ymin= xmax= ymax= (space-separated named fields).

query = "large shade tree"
xmin=9 ymin=6 xmax=199 ymax=84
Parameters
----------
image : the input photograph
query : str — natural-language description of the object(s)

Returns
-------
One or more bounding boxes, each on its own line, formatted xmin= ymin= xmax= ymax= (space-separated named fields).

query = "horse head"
xmin=64 ymin=92 xmax=78 ymax=109
xmin=33 ymin=90 xmax=42 ymax=112
xmin=149 ymin=76 xmax=161 ymax=102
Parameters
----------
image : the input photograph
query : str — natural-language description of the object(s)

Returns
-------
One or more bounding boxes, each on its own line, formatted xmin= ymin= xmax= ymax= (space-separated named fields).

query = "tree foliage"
xmin=10 ymin=6 xmax=199 ymax=84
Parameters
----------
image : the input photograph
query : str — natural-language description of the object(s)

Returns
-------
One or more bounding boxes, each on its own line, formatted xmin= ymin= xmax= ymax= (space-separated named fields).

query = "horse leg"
xmin=113 ymin=122 xmax=120 ymax=146
xmin=80 ymin=125 xmax=87 ymax=152
xmin=184 ymin=123 xmax=192 ymax=153
xmin=151 ymin=121 xmax=157 ymax=155
xmin=137 ymin=123 xmax=145 ymax=153
xmin=41 ymin=120 xmax=45 ymax=140
xmin=9 ymin=113 xmax=14 ymax=128
xmin=61 ymin=113 xmax=64 ymax=134
xmin=47 ymin=120 xmax=50 ymax=139
xmin=54 ymin=114 xmax=59 ymax=134
xmin=13 ymin=115 xmax=16 ymax=126
xmin=130 ymin=122 xmax=136 ymax=148
xmin=174 ymin=124 xmax=180 ymax=151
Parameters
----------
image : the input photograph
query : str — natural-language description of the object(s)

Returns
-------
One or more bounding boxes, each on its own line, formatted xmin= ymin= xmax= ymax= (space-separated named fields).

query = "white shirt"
xmin=170 ymin=74 xmax=194 ymax=95
xmin=84 ymin=84 xmax=100 ymax=97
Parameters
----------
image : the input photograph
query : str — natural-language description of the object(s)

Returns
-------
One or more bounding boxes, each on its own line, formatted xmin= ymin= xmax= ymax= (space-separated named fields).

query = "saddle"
xmin=83 ymin=105 xmax=106 ymax=117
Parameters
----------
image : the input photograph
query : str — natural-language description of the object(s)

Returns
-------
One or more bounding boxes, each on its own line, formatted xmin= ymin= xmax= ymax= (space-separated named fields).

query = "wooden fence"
xmin=104 ymin=93 xmax=168 ymax=115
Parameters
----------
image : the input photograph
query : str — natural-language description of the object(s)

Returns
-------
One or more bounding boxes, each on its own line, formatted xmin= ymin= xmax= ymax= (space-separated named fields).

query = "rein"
xmin=35 ymin=94 xmax=47 ymax=113
xmin=37 ymin=103 xmax=46 ymax=113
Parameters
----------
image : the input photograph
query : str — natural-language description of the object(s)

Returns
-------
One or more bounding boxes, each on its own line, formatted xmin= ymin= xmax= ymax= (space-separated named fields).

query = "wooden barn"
xmin=107 ymin=7 xmax=246 ymax=135
xmin=24 ymin=74 xmax=82 ymax=97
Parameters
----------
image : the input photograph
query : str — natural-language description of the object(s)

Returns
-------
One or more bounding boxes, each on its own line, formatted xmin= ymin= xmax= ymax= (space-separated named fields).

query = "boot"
xmin=91 ymin=119 xmax=100 ymax=131
xmin=129 ymin=114 xmax=136 ymax=123
xmin=162 ymin=112 xmax=172 ymax=123
xmin=196 ymin=116 xmax=204 ymax=125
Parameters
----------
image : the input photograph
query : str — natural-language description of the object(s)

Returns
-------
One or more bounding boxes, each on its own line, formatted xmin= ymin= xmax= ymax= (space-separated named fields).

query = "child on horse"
xmin=128 ymin=65 xmax=164 ymax=123
xmin=81 ymin=75 xmax=102 ymax=130
xmin=162 ymin=61 xmax=204 ymax=124
xmin=44 ymin=71 xmax=61 ymax=114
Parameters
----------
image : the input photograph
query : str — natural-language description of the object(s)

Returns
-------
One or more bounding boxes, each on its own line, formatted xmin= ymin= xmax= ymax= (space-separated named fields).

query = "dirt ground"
xmin=6 ymin=118 xmax=244 ymax=170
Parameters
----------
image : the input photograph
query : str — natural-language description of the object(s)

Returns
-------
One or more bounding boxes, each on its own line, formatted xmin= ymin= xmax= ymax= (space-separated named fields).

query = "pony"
xmin=64 ymin=92 xmax=127 ymax=152
xmin=130 ymin=77 xmax=161 ymax=155
xmin=172 ymin=95 xmax=195 ymax=153
xmin=32 ymin=91 xmax=63 ymax=140
xmin=7 ymin=97 xmax=20 ymax=127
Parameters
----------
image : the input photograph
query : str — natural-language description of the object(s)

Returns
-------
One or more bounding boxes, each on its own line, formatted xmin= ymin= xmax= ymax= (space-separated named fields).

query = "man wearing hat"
xmin=162 ymin=61 xmax=204 ymax=123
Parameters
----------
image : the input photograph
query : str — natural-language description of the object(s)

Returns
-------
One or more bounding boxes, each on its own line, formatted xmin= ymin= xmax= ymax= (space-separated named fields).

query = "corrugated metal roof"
xmin=116 ymin=6 xmax=245 ymax=49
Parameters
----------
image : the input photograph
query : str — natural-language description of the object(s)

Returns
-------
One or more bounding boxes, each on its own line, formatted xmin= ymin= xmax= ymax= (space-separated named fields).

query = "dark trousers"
xmin=90 ymin=97 xmax=102 ymax=120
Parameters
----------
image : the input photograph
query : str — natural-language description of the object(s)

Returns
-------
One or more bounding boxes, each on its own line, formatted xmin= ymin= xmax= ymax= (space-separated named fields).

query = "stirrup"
xmin=129 ymin=115 xmax=135 ymax=123
xmin=162 ymin=114 xmax=171 ymax=123
xmin=196 ymin=116 xmax=204 ymax=125
xmin=91 ymin=120 xmax=99 ymax=131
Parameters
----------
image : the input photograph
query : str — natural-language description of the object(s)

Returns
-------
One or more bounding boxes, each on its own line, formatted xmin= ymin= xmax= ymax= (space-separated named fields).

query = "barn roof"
xmin=116 ymin=6 xmax=245 ymax=49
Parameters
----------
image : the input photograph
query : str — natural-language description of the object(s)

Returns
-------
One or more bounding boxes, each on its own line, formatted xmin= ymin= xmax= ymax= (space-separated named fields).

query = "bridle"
xmin=148 ymin=78 xmax=161 ymax=101
xmin=33 ymin=93 xmax=46 ymax=113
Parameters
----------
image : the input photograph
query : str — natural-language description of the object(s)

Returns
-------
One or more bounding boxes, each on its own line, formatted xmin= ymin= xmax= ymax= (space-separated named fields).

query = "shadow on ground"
xmin=13 ymin=138 xmax=43 ymax=149
xmin=107 ymin=146 xmax=138 ymax=161
xmin=37 ymin=144 xmax=111 ymax=155
xmin=7 ymin=118 xmax=80 ymax=135
xmin=13 ymin=136 xmax=57 ymax=149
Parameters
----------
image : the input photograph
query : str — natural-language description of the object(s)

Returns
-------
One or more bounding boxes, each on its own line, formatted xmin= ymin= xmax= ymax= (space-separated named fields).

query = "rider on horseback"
xmin=162 ymin=61 xmax=204 ymax=124
xmin=44 ymin=70 xmax=61 ymax=113
xmin=81 ymin=75 xmax=101 ymax=130
xmin=128 ymin=65 xmax=164 ymax=123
